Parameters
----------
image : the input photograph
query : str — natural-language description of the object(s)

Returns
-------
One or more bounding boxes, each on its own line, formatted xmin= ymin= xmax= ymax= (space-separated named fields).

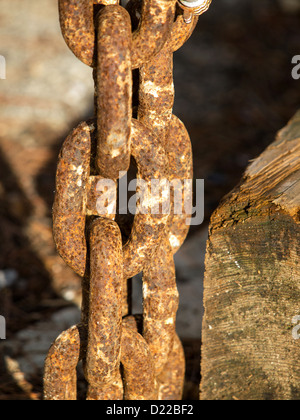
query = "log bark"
xmin=200 ymin=111 xmax=300 ymax=400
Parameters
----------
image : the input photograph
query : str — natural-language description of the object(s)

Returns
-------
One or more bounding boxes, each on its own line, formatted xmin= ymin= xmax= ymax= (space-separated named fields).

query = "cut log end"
xmin=201 ymin=111 xmax=300 ymax=400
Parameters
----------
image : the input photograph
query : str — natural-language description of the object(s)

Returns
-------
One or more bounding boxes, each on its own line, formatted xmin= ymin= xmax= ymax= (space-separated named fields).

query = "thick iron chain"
xmin=43 ymin=0 xmax=211 ymax=400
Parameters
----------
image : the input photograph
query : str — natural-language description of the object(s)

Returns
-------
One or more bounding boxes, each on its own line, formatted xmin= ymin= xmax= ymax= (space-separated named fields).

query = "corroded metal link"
xmin=85 ymin=380 xmax=123 ymax=400
xmin=141 ymin=116 xmax=192 ymax=396
xmin=122 ymin=119 xmax=170 ymax=279
xmin=95 ymin=5 xmax=132 ymax=179
xmin=52 ymin=121 xmax=91 ymax=278
xmin=53 ymin=118 xmax=169 ymax=279
xmin=157 ymin=334 xmax=186 ymax=400
xmin=136 ymin=8 xmax=196 ymax=399
xmin=138 ymin=47 xmax=174 ymax=141
xmin=58 ymin=0 xmax=177 ymax=68
xmin=141 ymin=117 xmax=192 ymax=396
xmin=84 ymin=218 xmax=123 ymax=399
xmin=137 ymin=10 xmax=195 ymax=254
xmin=44 ymin=324 xmax=86 ymax=400
xmin=44 ymin=317 xmax=159 ymax=400
xmin=121 ymin=316 xmax=158 ymax=400
xmin=143 ymin=234 xmax=179 ymax=376
xmin=138 ymin=12 xmax=198 ymax=140
xmin=130 ymin=0 xmax=177 ymax=69
xmin=168 ymin=13 xmax=199 ymax=52
xmin=58 ymin=0 xmax=95 ymax=67
xmin=166 ymin=115 xmax=193 ymax=254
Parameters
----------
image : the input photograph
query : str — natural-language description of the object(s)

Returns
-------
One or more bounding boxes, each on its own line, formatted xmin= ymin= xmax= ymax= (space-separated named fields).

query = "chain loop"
xmin=59 ymin=0 xmax=177 ymax=68
xmin=52 ymin=118 xmax=170 ymax=279
xmin=95 ymin=5 xmax=132 ymax=179
xmin=84 ymin=217 xmax=123 ymax=398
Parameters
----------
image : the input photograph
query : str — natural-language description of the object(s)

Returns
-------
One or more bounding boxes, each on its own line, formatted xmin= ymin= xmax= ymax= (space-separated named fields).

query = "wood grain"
xmin=200 ymin=111 xmax=300 ymax=400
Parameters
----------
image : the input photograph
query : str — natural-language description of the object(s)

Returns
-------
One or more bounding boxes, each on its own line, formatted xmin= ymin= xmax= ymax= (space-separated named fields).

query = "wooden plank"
xmin=200 ymin=111 xmax=300 ymax=400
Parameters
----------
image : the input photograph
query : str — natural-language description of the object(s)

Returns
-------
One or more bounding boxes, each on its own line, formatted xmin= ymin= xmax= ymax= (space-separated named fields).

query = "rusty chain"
xmin=43 ymin=0 xmax=212 ymax=400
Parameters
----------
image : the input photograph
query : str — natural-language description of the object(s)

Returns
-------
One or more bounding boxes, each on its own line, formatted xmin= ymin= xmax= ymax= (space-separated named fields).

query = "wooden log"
xmin=200 ymin=111 xmax=300 ymax=400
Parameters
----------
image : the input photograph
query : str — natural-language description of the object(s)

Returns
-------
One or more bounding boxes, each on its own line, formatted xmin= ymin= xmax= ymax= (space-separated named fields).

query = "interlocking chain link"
xmin=43 ymin=0 xmax=211 ymax=400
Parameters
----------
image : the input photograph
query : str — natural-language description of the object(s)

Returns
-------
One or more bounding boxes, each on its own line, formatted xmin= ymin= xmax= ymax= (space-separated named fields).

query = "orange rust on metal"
xmin=157 ymin=334 xmax=186 ymax=400
xmin=138 ymin=12 xmax=198 ymax=141
xmin=52 ymin=120 xmax=92 ymax=277
xmin=43 ymin=324 xmax=86 ymax=400
xmin=168 ymin=13 xmax=199 ymax=52
xmin=58 ymin=0 xmax=95 ymax=66
xmin=59 ymin=0 xmax=178 ymax=68
xmin=166 ymin=115 xmax=193 ymax=253
xmin=121 ymin=316 xmax=158 ymax=400
xmin=53 ymin=118 xmax=169 ymax=279
xmin=143 ymin=234 xmax=179 ymax=376
xmin=43 ymin=318 xmax=159 ymax=400
xmin=45 ymin=0 xmax=212 ymax=401
xmin=138 ymin=48 xmax=174 ymax=141
xmin=136 ymin=8 xmax=196 ymax=400
xmin=130 ymin=0 xmax=177 ymax=69
xmin=95 ymin=5 xmax=132 ymax=179
xmin=95 ymin=0 xmax=119 ymax=5
xmin=86 ymin=175 xmax=117 ymax=219
xmin=140 ymin=115 xmax=193 ymax=392
xmin=84 ymin=218 xmax=123 ymax=397
xmin=122 ymin=118 xmax=170 ymax=279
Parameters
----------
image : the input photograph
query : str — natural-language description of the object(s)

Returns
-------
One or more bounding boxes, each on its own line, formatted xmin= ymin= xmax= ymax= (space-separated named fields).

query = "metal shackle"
xmin=177 ymin=0 xmax=212 ymax=23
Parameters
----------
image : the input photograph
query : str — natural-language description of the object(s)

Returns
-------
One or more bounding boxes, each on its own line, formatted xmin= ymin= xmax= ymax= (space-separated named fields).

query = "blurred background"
xmin=0 ymin=0 xmax=299 ymax=400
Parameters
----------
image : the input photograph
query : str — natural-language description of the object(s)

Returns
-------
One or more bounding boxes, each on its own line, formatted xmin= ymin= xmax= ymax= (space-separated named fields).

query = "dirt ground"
xmin=0 ymin=0 xmax=300 ymax=400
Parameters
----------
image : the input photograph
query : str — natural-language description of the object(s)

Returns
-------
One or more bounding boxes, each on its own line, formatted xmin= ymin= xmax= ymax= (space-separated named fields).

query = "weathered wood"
xmin=200 ymin=111 xmax=300 ymax=400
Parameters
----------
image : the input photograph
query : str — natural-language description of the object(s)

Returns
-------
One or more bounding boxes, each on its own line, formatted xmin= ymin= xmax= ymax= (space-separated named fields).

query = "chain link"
xmin=43 ymin=0 xmax=211 ymax=400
